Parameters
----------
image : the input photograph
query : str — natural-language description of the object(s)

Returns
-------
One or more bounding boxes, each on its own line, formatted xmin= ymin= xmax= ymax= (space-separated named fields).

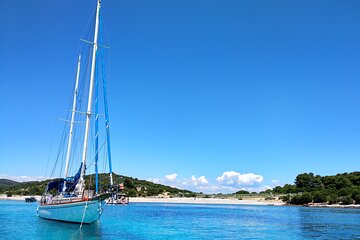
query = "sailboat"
xmin=37 ymin=0 xmax=115 ymax=224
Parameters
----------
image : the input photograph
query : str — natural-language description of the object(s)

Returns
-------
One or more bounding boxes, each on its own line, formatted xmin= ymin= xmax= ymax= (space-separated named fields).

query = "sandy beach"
xmin=2 ymin=195 xmax=359 ymax=208
xmin=130 ymin=197 xmax=285 ymax=205
xmin=0 ymin=194 xmax=283 ymax=205
xmin=0 ymin=195 xmax=42 ymax=201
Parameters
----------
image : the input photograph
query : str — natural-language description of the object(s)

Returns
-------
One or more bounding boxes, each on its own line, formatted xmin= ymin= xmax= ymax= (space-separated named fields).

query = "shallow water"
xmin=0 ymin=200 xmax=359 ymax=239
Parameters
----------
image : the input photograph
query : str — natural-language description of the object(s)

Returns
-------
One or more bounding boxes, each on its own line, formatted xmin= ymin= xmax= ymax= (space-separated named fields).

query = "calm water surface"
xmin=0 ymin=200 xmax=359 ymax=239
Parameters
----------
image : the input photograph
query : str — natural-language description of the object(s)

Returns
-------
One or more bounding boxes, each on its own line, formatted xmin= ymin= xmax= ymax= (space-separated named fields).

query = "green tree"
xmin=235 ymin=190 xmax=249 ymax=194
xmin=349 ymin=173 xmax=360 ymax=185
xmin=339 ymin=196 xmax=353 ymax=205
xmin=295 ymin=173 xmax=324 ymax=191
xmin=290 ymin=195 xmax=302 ymax=205
xmin=128 ymin=189 xmax=137 ymax=197
xmin=124 ymin=179 xmax=135 ymax=189
xmin=283 ymin=184 xmax=298 ymax=193
xmin=290 ymin=193 xmax=312 ymax=205
xmin=334 ymin=176 xmax=352 ymax=190
xmin=354 ymin=194 xmax=360 ymax=204
xmin=350 ymin=187 xmax=360 ymax=199
xmin=279 ymin=195 xmax=290 ymax=204
xmin=272 ymin=186 xmax=282 ymax=194
xmin=300 ymin=193 xmax=313 ymax=204
xmin=312 ymin=191 xmax=327 ymax=203
xmin=327 ymin=194 xmax=338 ymax=204
xmin=338 ymin=188 xmax=351 ymax=196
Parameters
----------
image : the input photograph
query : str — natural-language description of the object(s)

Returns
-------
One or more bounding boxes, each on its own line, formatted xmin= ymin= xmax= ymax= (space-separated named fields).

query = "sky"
xmin=0 ymin=0 xmax=359 ymax=193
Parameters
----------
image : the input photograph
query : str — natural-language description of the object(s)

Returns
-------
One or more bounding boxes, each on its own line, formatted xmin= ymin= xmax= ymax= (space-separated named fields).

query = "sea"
xmin=0 ymin=200 xmax=359 ymax=240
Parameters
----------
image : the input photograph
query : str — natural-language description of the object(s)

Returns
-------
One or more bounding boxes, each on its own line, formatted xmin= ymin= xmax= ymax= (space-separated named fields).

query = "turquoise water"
xmin=0 ymin=200 xmax=359 ymax=239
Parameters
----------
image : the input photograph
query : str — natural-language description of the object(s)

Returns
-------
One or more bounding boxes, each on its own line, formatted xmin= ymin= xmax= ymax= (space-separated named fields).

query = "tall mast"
xmin=95 ymin=50 xmax=99 ymax=194
xmin=78 ymin=0 xmax=101 ymax=193
xmin=64 ymin=54 xmax=81 ymax=179
xmin=99 ymin=13 xmax=114 ymax=186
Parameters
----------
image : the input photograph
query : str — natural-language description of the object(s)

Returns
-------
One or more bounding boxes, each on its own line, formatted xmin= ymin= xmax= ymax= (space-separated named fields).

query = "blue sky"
xmin=0 ymin=0 xmax=359 ymax=193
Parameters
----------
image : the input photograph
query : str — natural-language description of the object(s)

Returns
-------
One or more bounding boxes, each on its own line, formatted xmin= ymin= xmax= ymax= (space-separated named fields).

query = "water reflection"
xmin=36 ymin=217 xmax=102 ymax=240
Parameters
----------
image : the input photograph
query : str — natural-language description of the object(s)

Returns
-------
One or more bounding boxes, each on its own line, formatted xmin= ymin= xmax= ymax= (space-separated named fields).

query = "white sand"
xmin=130 ymin=197 xmax=285 ymax=206
xmin=0 ymin=195 xmax=283 ymax=205
xmin=0 ymin=195 xmax=41 ymax=201
xmin=2 ymin=195 xmax=359 ymax=208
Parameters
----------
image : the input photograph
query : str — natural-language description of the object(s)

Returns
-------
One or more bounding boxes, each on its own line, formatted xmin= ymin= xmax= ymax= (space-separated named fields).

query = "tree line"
xmin=0 ymin=172 xmax=195 ymax=198
xmin=2 ymin=171 xmax=359 ymax=204
xmin=272 ymin=172 xmax=360 ymax=205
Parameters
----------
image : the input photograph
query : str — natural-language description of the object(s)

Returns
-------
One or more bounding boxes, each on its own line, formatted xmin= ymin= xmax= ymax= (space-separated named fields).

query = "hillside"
xmin=0 ymin=172 xmax=195 ymax=197
xmin=0 ymin=179 xmax=19 ymax=187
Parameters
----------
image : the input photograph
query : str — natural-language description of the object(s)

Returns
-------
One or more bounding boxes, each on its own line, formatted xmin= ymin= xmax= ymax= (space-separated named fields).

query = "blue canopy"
xmin=46 ymin=163 xmax=83 ymax=193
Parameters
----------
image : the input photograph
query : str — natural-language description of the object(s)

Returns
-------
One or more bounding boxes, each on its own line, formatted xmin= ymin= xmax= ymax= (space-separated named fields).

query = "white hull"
xmin=37 ymin=199 xmax=104 ymax=224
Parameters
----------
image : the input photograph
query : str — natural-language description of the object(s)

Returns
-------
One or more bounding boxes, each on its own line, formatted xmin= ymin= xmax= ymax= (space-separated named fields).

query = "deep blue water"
xmin=0 ymin=200 xmax=359 ymax=239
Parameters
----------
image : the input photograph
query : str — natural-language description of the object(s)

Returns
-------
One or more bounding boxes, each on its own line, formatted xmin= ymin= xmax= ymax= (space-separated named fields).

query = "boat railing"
xmin=40 ymin=193 xmax=87 ymax=205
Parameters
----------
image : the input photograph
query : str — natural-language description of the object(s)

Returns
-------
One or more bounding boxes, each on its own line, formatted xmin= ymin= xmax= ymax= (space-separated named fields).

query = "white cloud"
xmin=193 ymin=185 xmax=239 ymax=193
xmin=179 ymin=175 xmax=212 ymax=192
xmin=238 ymin=185 xmax=273 ymax=193
xmin=147 ymin=174 xmax=181 ymax=189
xmin=216 ymin=171 xmax=264 ymax=187
xmin=190 ymin=175 xmax=208 ymax=186
xmin=165 ymin=173 xmax=178 ymax=182
xmin=147 ymin=174 xmax=210 ymax=192
xmin=198 ymin=176 xmax=208 ymax=184
xmin=143 ymin=171 xmax=270 ymax=194
xmin=0 ymin=174 xmax=46 ymax=182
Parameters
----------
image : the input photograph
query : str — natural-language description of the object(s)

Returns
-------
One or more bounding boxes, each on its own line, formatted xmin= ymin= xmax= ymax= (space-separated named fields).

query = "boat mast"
xmin=64 ymin=54 xmax=81 ymax=179
xmin=78 ymin=0 xmax=101 ymax=194
xmin=95 ymin=51 xmax=99 ymax=194
xmin=99 ymin=15 xmax=114 ymax=186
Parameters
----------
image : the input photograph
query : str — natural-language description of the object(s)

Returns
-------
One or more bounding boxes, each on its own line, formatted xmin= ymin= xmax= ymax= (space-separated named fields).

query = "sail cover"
xmin=46 ymin=163 xmax=83 ymax=193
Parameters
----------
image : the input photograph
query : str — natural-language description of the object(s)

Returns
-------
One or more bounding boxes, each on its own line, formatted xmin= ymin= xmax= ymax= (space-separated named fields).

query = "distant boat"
xmin=25 ymin=197 xmax=37 ymax=202
xmin=107 ymin=193 xmax=129 ymax=205
xmin=107 ymin=183 xmax=129 ymax=204
xmin=37 ymin=0 xmax=116 ymax=224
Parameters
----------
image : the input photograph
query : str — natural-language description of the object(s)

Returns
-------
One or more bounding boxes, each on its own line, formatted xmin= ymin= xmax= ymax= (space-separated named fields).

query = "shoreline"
xmin=0 ymin=195 xmax=42 ymax=201
xmin=129 ymin=197 xmax=285 ymax=206
xmin=1 ymin=195 xmax=359 ymax=208
xmin=0 ymin=195 xmax=283 ymax=206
